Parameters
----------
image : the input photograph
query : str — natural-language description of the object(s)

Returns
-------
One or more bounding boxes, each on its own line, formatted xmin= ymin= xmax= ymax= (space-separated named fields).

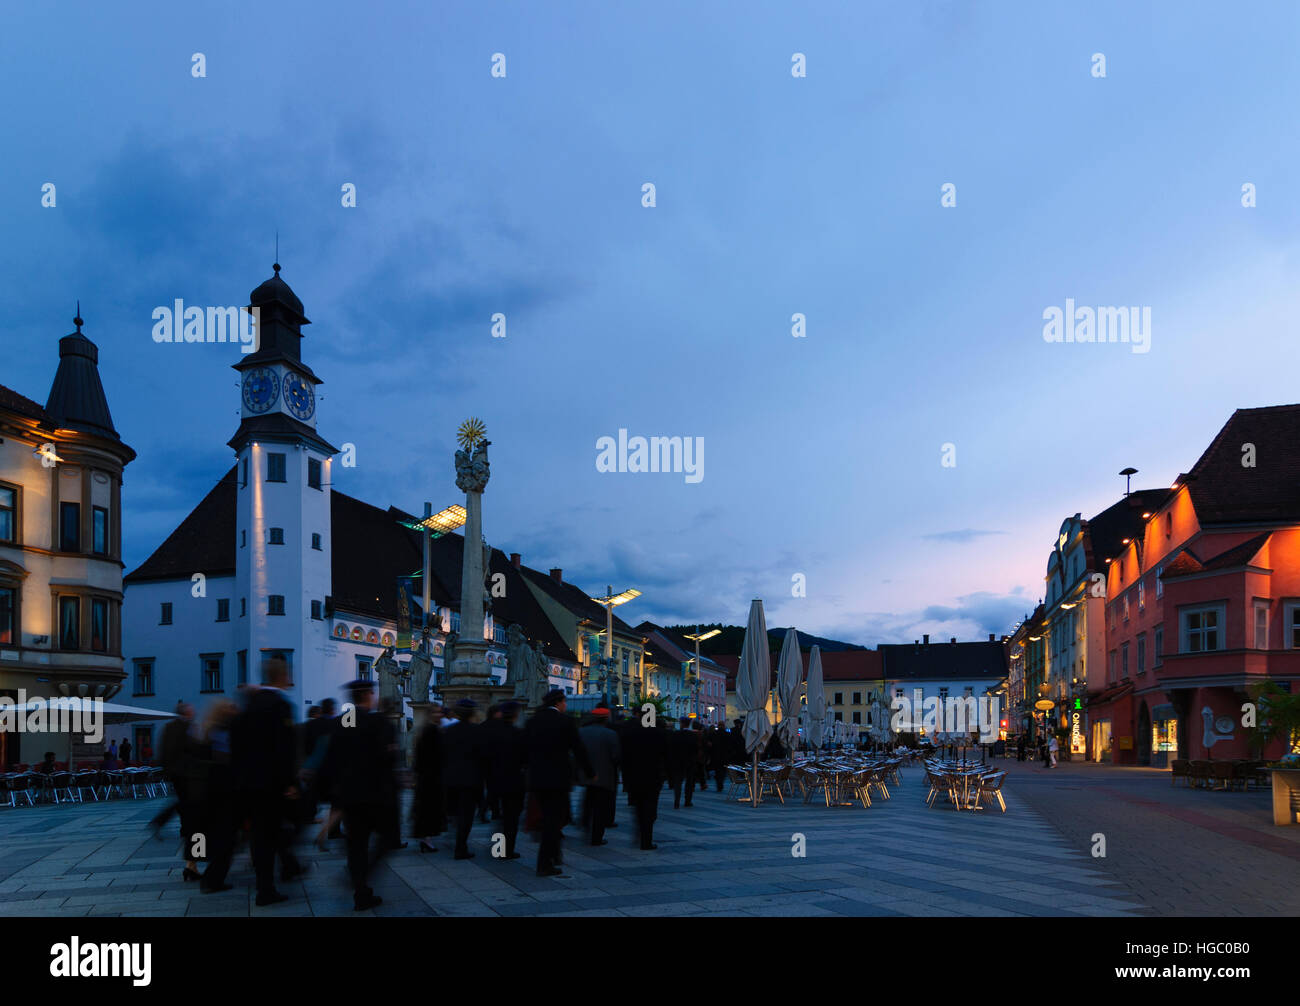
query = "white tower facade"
xmin=229 ymin=264 xmax=337 ymax=712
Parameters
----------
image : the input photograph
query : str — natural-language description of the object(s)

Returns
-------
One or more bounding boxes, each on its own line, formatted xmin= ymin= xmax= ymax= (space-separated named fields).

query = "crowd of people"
xmin=148 ymin=656 xmax=760 ymax=911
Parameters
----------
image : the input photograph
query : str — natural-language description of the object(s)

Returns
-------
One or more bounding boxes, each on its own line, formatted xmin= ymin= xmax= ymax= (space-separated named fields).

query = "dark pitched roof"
xmin=44 ymin=330 xmax=121 ymax=440
xmin=0 ymin=383 xmax=51 ymax=425
xmin=715 ymin=648 xmax=882 ymax=689
xmin=1086 ymin=489 xmax=1171 ymax=566
xmin=1185 ymin=405 xmax=1300 ymax=524
xmin=125 ymin=467 xmax=239 ymax=582
xmin=518 ymin=565 xmax=639 ymax=636
xmin=124 ymin=471 xmax=578 ymax=664
xmin=226 ymin=413 xmax=337 ymax=454
xmin=878 ymin=639 xmax=1007 ymax=681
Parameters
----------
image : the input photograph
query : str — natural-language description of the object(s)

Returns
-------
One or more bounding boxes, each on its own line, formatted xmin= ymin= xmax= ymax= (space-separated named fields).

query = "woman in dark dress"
xmin=411 ymin=705 xmax=447 ymax=853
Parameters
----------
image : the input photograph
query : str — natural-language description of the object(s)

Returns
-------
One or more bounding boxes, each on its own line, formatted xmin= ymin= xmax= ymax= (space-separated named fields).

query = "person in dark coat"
xmin=230 ymin=654 xmax=302 ymax=907
xmin=192 ymin=699 xmax=239 ymax=893
xmin=442 ymin=699 xmax=485 ymax=860
xmin=730 ymin=719 xmax=747 ymax=763
xmin=481 ymin=701 xmax=527 ymax=859
xmin=318 ymin=679 xmax=398 ymax=911
xmin=667 ymin=717 xmax=696 ymax=809
xmin=578 ymin=706 xmax=620 ymax=845
xmin=411 ymin=705 xmax=447 ymax=853
xmin=621 ymin=714 xmax=668 ymax=850
xmin=708 ymin=723 xmax=728 ymax=792
xmin=524 ymin=689 xmax=593 ymax=877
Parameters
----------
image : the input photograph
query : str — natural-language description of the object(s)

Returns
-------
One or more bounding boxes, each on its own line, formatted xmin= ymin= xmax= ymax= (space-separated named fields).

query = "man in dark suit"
xmin=442 ymin=699 xmax=485 ymax=859
xmin=481 ymin=701 xmax=527 ymax=860
xmin=621 ymin=712 xmax=668 ymax=850
xmin=524 ymin=689 xmax=592 ymax=877
xmin=319 ymin=679 xmax=398 ymax=911
xmin=231 ymin=654 xmax=302 ymax=906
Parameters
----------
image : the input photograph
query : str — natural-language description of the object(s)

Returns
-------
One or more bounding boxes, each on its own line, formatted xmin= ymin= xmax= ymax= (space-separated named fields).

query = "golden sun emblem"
xmin=457 ymin=417 xmax=487 ymax=449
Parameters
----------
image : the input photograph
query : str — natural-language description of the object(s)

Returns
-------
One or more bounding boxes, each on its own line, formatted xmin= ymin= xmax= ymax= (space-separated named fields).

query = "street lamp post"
xmin=590 ymin=586 xmax=642 ymax=706
xmin=685 ymin=626 xmax=720 ymax=723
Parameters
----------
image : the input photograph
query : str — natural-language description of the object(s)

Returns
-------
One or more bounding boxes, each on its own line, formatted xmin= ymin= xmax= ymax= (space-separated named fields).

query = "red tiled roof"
xmin=1185 ymin=405 xmax=1300 ymax=524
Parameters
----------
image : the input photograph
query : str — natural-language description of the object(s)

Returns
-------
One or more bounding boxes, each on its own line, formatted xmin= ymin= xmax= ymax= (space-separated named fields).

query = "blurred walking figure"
xmin=621 ymin=713 xmax=668 ymax=850
xmin=578 ymin=706 xmax=620 ymax=846
xmin=192 ymin=700 xmax=239 ymax=893
xmin=708 ymin=723 xmax=728 ymax=792
xmin=119 ymin=737 xmax=132 ymax=765
xmin=231 ymin=653 xmax=302 ymax=907
xmin=525 ymin=689 xmax=592 ymax=877
xmin=319 ymin=679 xmax=399 ymax=911
xmin=411 ymin=704 xmax=447 ymax=854
xmin=149 ymin=702 xmax=194 ymax=842
xmin=666 ymin=717 xmax=693 ymax=809
xmin=443 ymin=699 xmax=484 ymax=860
xmin=481 ymin=701 xmax=527 ymax=859
xmin=1048 ymin=734 xmax=1059 ymax=768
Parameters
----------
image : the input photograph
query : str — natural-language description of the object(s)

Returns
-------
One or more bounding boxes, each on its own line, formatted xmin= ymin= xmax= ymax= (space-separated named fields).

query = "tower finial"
xmin=74 ymin=300 xmax=83 ymax=332
xmin=274 ymin=230 xmax=279 ymax=274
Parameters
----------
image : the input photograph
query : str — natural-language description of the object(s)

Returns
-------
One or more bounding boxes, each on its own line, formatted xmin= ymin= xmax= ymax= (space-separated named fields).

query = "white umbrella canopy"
xmin=2 ymin=699 xmax=176 ymax=769
xmin=805 ymin=644 xmax=826 ymax=751
xmin=736 ymin=599 xmax=774 ymax=757
xmin=775 ymin=627 xmax=803 ymax=752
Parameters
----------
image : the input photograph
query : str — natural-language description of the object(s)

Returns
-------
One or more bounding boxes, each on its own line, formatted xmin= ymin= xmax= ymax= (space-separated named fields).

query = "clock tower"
xmin=229 ymin=263 xmax=337 ymax=707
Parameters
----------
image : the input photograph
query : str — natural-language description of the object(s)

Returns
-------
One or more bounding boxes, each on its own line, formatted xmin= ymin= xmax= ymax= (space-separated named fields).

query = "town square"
xmin=0 ymin=1 xmax=1296 ymax=989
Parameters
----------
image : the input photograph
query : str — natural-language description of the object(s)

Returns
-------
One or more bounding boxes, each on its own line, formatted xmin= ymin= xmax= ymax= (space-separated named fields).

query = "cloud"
xmin=920 ymin=529 xmax=1007 ymax=544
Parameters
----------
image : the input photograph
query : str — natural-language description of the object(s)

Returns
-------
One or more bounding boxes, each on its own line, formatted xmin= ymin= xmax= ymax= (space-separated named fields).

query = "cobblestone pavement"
xmin=997 ymin=756 xmax=1300 ymax=916
xmin=0 ymin=766 xmax=1144 ymax=917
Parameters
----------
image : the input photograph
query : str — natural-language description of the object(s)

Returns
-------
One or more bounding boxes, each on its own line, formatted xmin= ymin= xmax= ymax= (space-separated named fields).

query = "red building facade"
xmin=1091 ymin=406 xmax=1300 ymax=765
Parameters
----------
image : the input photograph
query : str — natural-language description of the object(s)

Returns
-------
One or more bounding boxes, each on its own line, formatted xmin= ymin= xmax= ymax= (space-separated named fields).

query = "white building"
xmin=122 ymin=265 xmax=578 ymax=743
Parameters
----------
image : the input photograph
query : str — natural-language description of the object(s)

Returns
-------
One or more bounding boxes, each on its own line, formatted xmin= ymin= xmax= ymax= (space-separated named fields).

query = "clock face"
xmin=242 ymin=367 xmax=279 ymax=414
xmin=282 ymin=371 xmax=315 ymax=421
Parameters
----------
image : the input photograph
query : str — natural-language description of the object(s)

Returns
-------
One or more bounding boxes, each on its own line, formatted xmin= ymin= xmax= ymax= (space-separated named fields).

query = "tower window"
xmin=269 ymin=527 xmax=284 ymax=545
xmin=240 ymin=598 xmax=246 ymax=617
xmin=241 ymin=456 xmax=248 ymax=487
xmin=308 ymin=458 xmax=322 ymax=490
xmin=310 ymin=600 xmax=322 ymax=620
xmin=92 ymin=506 xmax=109 ymax=555
xmin=268 ymin=595 xmax=285 ymax=616
xmin=160 ymin=602 xmax=173 ymax=625
xmin=216 ymin=598 xmax=230 ymax=622
xmin=60 ymin=501 xmax=80 ymax=552
xmin=311 ymin=533 xmax=322 ymax=551
xmin=267 ymin=453 xmax=286 ymax=482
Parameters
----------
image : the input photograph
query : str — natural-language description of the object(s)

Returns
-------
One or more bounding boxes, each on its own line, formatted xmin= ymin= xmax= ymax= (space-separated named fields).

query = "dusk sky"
xmin=4 ymin=2 xmax=1299 ymax=645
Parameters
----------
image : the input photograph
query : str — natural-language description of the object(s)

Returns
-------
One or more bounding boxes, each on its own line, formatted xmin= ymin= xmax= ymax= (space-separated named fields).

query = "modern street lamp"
xmin=684 ymin=627 xmax=720 ymax=721
xmin=397 ymin=503 xmax=467 ymax=648
xmin=591 ymin=586 xmax=642 ymax=704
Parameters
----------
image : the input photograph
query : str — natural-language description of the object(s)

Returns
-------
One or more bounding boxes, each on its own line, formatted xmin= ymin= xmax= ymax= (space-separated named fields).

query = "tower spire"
xmin=74 ymin=300 xmax=83 ymax=332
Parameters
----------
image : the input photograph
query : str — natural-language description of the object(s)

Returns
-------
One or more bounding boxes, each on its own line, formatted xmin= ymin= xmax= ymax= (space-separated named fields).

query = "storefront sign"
xmin=1070 ymin=710 xmax=1085 ymax=754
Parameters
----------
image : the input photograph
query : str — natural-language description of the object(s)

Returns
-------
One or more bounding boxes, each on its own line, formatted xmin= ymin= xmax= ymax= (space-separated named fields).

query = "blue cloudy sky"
xmin=3 ymin=1 xmax=1298 ymax=644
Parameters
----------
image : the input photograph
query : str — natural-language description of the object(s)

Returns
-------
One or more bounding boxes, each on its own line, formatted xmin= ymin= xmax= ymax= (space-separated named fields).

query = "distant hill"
xmin=662 ymin=623 xmax=867 ymax=657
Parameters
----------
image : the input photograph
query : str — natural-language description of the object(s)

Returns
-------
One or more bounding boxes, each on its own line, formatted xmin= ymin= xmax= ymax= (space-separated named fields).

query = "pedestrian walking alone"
xmin=578 ymin=706 xmax=620 ymax=846
xmin=524 ymin=689 xmax=592 ymax=877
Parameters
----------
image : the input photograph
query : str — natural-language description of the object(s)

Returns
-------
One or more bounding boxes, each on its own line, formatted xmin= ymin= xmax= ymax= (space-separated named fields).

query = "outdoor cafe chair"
xmin=48 ymin=771 xmax=76 ymax=804
xmin=1189 ymin=760 xmax=1212 ymax=789
xmin=1169 ymin=760 xmax=1190 ymax=787
xmin=125 ymin=767 xmax=152 ymax=799
xmin=725 ymin=766 xmax=750 ymax=801
xmin=72 ymin=770 xmax=100 ymax=802
xmin=849 ymin=769 xmax=873 ymax=808
xmin=976 ymin=772 xmax=1007 ymax=813
xmin=758 ymin=764 xmax=788 ymax=804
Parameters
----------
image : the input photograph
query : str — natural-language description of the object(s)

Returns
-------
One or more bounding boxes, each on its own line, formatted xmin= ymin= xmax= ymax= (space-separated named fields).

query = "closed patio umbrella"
xmin=736 ymin=599 xmax=774 ymax=804
xmin=806 ymin=645 xmax=826 ymax=752
xmin=775 ymin=627 xmax=803 ymax=757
